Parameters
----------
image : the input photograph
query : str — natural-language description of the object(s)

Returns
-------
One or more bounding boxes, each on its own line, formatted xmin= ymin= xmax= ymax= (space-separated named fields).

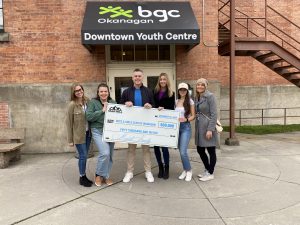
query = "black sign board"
xmin=81 ymin=1 xmax=200 ymax=46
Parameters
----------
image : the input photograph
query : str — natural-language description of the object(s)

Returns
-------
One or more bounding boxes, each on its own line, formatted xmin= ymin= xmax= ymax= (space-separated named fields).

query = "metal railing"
xmin=218 ymin=0 xmax=300 ymax=57
xmin=220 ymin=107 xmax=300 ymax=126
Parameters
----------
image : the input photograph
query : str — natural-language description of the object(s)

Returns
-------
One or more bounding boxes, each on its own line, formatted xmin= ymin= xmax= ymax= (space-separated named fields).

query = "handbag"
xmin=199 ymin=112 xmax=223 ymax=133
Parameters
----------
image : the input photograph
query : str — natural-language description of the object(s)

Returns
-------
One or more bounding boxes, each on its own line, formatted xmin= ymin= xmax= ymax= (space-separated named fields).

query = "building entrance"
xmin=107 ymin=64 xmax=176 ymax=103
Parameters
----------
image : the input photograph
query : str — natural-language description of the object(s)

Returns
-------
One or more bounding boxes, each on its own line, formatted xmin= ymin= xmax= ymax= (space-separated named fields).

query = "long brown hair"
xmin=177 ymin=89 xmax=191 ymax=118
xmin=154 ymin=73 xmax=173 ymax=97
xmin=70 ymin=83 xmax=88 ymax=104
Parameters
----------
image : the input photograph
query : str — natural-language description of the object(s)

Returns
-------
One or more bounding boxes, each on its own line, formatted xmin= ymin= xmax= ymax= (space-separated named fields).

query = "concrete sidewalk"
xmin=1 ymin=132 xmax=300 ymax=225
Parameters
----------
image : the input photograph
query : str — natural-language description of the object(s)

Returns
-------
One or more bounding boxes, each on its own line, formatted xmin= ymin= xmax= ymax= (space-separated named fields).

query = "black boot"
xmin=163 ymin=165 xmax=169 ymax=179
xmin=158 ymin=164 xmax=164 ymax=178
xmin=79 ymin=175 xmax=92 ymax=187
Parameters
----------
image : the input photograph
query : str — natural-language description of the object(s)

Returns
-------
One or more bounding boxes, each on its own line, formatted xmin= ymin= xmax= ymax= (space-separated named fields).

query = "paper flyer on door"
xmin=103 ymin=103 xmax=180 ymax=148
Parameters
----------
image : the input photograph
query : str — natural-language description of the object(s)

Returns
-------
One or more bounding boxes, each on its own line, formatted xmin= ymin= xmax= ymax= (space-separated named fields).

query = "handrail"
xmin=220 ymin=107 xmax=300 ymax=126
xmin=218 ymin=0 xmax=300 ymax=56
xmin=268 ymin=21 xmax=300 ymax=46
xmin=218 ymin=0 xmax=229 ymax=12
xmin=219 ymin=0 xmax=249 ymax=18
xmin=268 ymin=5 xmax=300 ymax=30
xmin=231 ymin=17 xmax=300 ymax=52
xmin=266 ymin=26 xmax=300 ymax=53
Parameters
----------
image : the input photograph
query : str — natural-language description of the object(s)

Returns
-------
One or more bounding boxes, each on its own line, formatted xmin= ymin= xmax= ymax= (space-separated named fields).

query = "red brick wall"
xmin=176 ymin=0 xmax=299 ymax=86
xmin=0 ymin=102 xmax=9 ymax=128
xmin=1 ymin=0 xmax=299 ymax=86
xmin=1 ymin=0 xmax=106 ymax=84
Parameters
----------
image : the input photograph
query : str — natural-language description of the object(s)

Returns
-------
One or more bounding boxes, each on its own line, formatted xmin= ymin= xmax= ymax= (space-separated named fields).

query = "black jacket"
xmin=120 ymin=85 xmax=154 ymax=106
xmin=153 ymin=91 xmax=175 ymax=110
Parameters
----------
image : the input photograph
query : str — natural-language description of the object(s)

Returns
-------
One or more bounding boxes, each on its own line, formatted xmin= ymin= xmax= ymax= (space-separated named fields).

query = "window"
xmin=0 ymin=0 xmax=3 ymax=32
xmin=110 ymin=45 xmax=171 ymax=62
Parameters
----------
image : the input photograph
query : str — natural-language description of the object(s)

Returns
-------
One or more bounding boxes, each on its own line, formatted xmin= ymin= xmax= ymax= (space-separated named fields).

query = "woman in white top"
xmin=175 ymin=83 xmax=195 ymax=181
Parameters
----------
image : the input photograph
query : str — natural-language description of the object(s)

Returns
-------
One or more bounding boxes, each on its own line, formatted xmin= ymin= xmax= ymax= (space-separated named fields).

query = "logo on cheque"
xmin=108 ymin=106 xmax=122 ymax=113
xmin=99 ymin=6 xmax=133 ymax=18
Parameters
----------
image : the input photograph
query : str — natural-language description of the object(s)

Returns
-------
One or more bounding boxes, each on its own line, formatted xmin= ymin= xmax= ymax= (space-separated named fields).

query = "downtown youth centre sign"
xmin=81 ymin=2 xmax=200 ymax=45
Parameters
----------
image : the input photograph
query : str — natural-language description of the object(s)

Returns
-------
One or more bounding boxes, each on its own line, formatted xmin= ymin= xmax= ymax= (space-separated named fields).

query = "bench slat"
xmin=0 ymin=143 xmax=25 ymax=152
xmin=0 ymin=128 xmax=25 ymax=140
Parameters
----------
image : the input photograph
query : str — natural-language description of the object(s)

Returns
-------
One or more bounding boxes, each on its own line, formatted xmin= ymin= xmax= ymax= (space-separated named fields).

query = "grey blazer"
xmin=195 ymin=90 xmax=218 ymax=147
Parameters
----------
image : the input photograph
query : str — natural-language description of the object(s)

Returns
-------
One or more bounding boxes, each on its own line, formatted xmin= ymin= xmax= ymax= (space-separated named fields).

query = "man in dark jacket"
xmin=120 ymin=68 xmax=155 ymax=183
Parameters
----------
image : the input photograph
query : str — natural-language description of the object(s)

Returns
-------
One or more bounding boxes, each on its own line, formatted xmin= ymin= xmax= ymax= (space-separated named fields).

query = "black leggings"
xmin=197 ymin=146 xmax=217 ymax=174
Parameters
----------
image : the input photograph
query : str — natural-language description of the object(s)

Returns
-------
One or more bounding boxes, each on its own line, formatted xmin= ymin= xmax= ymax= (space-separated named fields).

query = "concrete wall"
xmin=0 ymin=83 xmax=99 ymax=153
xmin=220 ymin=85 xmax=300 ymax=125
xmin=1 ymin=83 xmax=300 ymax=153
xmin=0 ymin=81 xmax=222 ymax=153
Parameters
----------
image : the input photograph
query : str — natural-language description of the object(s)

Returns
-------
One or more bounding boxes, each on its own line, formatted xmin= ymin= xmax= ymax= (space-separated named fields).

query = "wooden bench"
xmin=0 ymin=128 xmax=25 ymax=168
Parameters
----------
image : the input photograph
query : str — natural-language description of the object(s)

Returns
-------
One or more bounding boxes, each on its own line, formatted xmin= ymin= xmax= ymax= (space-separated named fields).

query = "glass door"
xmin=114 ymin=77 xmax=133 ymax=103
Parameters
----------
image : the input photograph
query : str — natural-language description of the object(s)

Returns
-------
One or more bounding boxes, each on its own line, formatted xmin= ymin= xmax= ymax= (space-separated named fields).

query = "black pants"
xmin=154 ymin=146 xmax=169 ymax=166
xmin=197 ymin=146 xmax=216 ymax=174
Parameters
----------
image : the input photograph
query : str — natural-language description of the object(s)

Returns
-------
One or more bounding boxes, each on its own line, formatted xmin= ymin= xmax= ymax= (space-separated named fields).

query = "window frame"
xmin=0 ymin=0 xmax=4 ymax=32
xmin=106 ymin=44 xmax=175 ymax=63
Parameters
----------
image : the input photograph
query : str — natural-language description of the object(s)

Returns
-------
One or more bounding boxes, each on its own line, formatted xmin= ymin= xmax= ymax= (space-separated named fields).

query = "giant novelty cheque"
xmin=103 ymin=103 xmax=180 ymax=148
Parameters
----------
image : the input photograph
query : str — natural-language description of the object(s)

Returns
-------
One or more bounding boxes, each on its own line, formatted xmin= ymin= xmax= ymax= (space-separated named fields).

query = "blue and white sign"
xmin=103 ymin=103 xmax=180 ymax=148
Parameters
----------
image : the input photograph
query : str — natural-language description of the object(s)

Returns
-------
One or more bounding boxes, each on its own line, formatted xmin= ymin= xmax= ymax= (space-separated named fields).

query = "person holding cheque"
xmin=175 ymin=83 xmax=195 ymax=182
xmin=86 ymin=83 xmax=116 ymax=186
xmin=121 ymin=68 xmax=155 ymax=183
xmin=153 ymin=73 xmax=175 ymax=179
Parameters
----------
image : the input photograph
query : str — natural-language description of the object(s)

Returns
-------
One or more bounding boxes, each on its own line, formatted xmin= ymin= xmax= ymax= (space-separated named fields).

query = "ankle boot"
xmin=163 ymin=165 xmax=169 ymax=179
xmin=84 ymin=175 xmax=93 ymax=185
xmin=80 ymin=175 xmax=92 ymax=187
xmin=158 ymin=164 xmax=164 ymax=178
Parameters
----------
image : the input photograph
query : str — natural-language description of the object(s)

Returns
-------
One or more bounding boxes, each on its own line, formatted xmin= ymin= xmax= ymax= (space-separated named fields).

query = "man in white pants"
xmin=120 ymin=68 xmax=155 ymax=183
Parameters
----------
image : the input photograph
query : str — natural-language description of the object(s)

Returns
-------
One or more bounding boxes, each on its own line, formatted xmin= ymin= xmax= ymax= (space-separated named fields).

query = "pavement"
xmin=1 ymin=132 xmax=300 ymax=225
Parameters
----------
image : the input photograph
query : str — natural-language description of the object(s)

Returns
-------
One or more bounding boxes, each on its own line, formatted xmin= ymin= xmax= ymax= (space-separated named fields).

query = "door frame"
xmin=106 ymin=63 xmax=176 ymax=101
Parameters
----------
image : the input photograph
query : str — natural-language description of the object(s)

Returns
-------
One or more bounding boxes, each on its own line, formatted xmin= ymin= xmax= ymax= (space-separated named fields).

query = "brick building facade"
xmin=0 ymin=0 xmax=299 ymax=153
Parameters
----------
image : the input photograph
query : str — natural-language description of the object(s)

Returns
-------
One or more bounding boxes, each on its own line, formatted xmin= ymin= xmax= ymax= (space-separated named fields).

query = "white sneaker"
xmin=178 ymin=171 xmax=187 ymax=180
xmin=199 ymin=173 xmax=214 ymax=182
xmin=122 ymin=172 xmax=133 ymax=183
xmin=185 ymin=171 xmax=193 ymax=181
xmin=197 ymin=170 xmax=209 ymax=178
xmin=145 ymin=172 xmax=154 ymax=183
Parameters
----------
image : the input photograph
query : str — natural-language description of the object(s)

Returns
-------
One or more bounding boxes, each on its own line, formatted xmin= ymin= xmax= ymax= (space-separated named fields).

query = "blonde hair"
xmin=154 ymin=73 xmax=173 ymax=97
xmin=195 ymin=78 xmax=208 ymax=100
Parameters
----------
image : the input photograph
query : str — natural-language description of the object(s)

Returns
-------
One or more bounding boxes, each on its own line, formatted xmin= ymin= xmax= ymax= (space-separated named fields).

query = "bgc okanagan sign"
xmin=81 ymin=2 xmax=200 ymax=45
xmin=98 ymin=5 xmax=180 ymax=23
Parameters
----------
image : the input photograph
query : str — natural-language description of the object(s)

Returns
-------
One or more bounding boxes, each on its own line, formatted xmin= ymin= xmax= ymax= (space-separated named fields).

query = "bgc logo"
xmin=99 ymin=5 xmax=180 ymax=22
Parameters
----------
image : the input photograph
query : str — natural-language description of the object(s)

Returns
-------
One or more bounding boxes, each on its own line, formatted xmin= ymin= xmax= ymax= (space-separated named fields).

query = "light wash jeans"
xmin=91 ymin=128 xmax=114 ymax=179
xmin=178 ymin=122 xmax=192 ymax=171
xmin=75 ymin=131 xmax=91 ymax=176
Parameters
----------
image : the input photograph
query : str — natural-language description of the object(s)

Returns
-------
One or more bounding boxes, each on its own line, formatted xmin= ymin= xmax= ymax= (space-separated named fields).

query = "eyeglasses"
xmin=179 ymin=88 xmax=187 ymax=91
xmin=74 ymin=88 xmax=83 ymax=93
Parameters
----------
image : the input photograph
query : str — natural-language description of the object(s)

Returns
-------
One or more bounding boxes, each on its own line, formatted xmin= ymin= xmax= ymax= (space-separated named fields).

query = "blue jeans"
xmin=75 ymin=131 xmax=91 ymax=176
xmin=154 ymin=146 xmax=169 ymax=166
xmin=91 ymin=128 xmax=114 ymax=179
xmin=178 ymin=122 xmax=192 ymax=171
